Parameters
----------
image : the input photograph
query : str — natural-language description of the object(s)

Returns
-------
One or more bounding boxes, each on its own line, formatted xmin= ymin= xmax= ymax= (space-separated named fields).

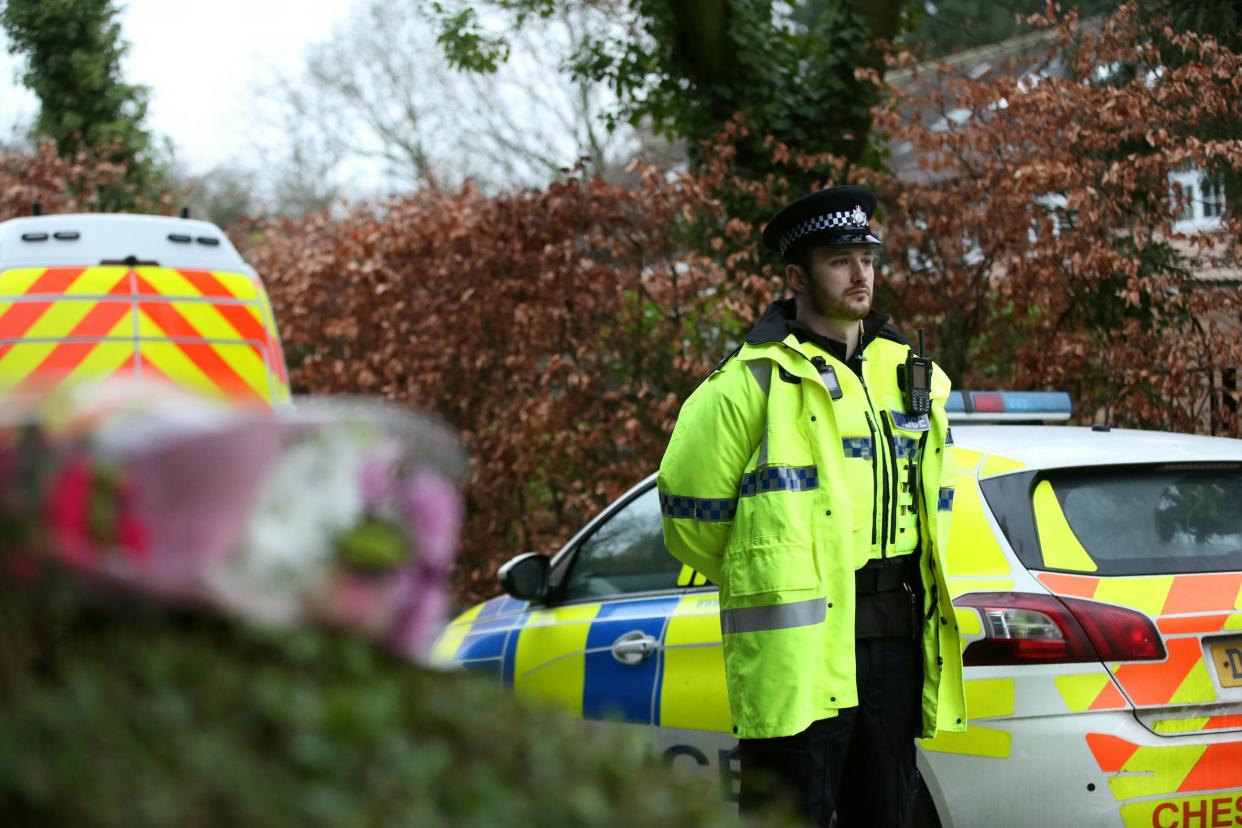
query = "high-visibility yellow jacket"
xmin=658 ymin=302 xmax=966 ymax=740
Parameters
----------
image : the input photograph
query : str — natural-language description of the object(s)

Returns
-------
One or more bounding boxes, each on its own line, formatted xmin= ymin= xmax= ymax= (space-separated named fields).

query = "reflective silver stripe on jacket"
xmin=720 ymin=596 xmax=827 ymax=635
xmin=747 ymin=360 xmax=771 ymax=395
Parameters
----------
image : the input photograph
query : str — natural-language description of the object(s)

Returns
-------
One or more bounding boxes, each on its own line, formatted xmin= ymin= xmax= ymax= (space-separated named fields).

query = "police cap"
xmin=762 ymin=185 xmax=883 ymax=261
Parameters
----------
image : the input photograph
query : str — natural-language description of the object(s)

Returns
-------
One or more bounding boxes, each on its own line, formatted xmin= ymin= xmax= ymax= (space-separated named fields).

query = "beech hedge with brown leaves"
xmin=243 ymin=172 xmax=734 ymax=602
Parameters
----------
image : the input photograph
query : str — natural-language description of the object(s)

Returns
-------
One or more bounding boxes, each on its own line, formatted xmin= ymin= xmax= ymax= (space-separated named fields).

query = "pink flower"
xmin=358 ymin=449 xmax=398 ymax=508
xmin=318 ymin=573 xmax=396 ymax=635
xmin=115 ymin=513 xmax=149 ymax=561
xmin=44 ymin=455 xmax=96 ymax=569
xmin=399 ymin=473 xmax=462 ymax=573
xmin=387 ymin=568 xmax=451 ymax=662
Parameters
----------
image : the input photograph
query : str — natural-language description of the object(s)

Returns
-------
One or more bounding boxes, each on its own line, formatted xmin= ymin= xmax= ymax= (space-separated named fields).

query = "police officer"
xmin=657 ymin=185 xmax=966 ymax=827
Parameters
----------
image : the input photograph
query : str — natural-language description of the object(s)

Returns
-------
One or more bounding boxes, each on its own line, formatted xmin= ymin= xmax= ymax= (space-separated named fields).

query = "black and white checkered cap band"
xmin=778 ymin=209 xmax=870 ymax=256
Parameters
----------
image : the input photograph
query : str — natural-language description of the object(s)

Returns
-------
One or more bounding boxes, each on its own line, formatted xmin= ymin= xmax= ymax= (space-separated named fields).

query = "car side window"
xmin=562 ymin=486 xmax=683 ymax=601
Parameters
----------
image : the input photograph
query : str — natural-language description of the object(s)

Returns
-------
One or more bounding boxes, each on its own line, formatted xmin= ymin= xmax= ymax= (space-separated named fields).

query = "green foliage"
xmin=428 ymin=4 xmax=512 ymax=73
xmin=904 ymin=0 xmax=1121 ymax=59
xmin=432 ymin=0 xmax=914 ymax=185
xmin=0 ymin=582 xmax=778 ymax=828
xmin=587 ymin=2 xmax=874 ymax=164
xmin=0 ymin=0 xmax=166 ymax=209
xmin=1160 ymin=0 xmax=1241 ymax=49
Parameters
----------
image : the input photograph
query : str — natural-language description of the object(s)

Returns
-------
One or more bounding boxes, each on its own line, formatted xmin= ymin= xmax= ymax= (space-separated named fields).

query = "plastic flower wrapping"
xmin=0 ymin=381 xmax=465 ymax=663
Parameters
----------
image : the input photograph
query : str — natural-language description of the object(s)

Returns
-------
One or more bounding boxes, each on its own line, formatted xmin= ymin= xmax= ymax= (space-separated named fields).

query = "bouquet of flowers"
xmin=0 ymin=381 xmax=464 ymax=662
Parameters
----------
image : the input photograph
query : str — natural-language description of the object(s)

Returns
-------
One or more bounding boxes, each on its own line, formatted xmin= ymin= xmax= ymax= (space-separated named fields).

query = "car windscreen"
xmin=981 ymin=464 xmax=1242 ymax=576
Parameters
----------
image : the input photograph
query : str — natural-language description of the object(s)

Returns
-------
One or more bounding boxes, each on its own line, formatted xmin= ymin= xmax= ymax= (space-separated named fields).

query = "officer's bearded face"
xmin=799 ymin=244 xmax=875 ymax=323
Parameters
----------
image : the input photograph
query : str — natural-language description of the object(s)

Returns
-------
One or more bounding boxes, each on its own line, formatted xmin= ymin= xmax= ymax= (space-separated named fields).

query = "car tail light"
xmin=954 ymin=592 xmax=1166 ymax=667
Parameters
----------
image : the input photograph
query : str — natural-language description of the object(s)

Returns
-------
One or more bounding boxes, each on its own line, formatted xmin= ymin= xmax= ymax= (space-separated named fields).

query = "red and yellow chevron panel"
xmin=1036 ymin=572 xmax=1242 ymax=721
xmin=0 ymin=266 xmax=290 ymax=406
xmin=1037 ymin=572 xmax=1242 ymax=618
xmin=1151 ymin=714 xmax=1242 ymax=734
xmin=1087 ymin=732 xmax=1242 ymax=803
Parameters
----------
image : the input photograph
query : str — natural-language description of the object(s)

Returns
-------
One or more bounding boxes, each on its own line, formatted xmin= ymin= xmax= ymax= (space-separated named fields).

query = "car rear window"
xmin=981 ymin=464 xmax=1242 ymax=576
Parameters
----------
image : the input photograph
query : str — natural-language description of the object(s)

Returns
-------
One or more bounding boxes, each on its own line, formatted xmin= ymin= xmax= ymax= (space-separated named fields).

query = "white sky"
xmin=0 ymin=0 xmax=361 ymax=174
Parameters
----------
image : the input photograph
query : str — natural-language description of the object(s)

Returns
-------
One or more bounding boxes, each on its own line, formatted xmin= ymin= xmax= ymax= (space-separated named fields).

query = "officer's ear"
xmin=785 ymin=261 xmax=808 ymax=298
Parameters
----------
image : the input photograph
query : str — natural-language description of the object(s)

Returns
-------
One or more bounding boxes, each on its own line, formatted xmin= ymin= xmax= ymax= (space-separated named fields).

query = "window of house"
xmin=1202 ymin=177 xmax=1226 ymax=219
xmin=1171 ymin=170 xmax=1227 ymax=230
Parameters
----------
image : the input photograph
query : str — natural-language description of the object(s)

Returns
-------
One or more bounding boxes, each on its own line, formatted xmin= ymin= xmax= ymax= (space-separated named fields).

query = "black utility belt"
xmin=855 ymin=554 xmax=923 ymax=639
xmin=854 ymin=554 xmax=918 ymax=594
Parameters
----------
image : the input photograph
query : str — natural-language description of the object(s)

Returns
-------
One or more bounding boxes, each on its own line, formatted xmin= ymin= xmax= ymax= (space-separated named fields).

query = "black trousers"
xmin=738 ymin=635 xmax=924 ymax=827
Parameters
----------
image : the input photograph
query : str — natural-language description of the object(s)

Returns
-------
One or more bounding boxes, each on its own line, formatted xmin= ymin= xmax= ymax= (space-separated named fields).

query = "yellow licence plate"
xmin=1210 ymin=639 xmax=1242 ymax=688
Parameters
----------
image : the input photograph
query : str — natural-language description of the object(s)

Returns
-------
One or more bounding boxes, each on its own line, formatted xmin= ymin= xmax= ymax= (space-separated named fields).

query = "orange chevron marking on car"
xmin=1112 ymin=638 xmax=1205 ymax=707
xmin=1177 ymin=742 xmax=1242 ymax=793
xmin=1088 ymin=680 xmax=1129 ymax=711
xmin=1086 ymin=732 xmax=1140 ymax=772
xmin=1036 ymin=572 xmax=1242 ymax=709
xmin=1158 ymin=614 xmax=1233 ymax=635
xmin=1088 ymin=735 xmax=1242 ymax=801
xmin=1036 ymin=572 xmax=1099 ymax=599
xmin=1038 ymin=572 xmax=1242 ymax=617
xmin=1206 ymin=714 xmax=1242 ymax=730
xmin=1162 ymin=573 xmax=1242 ymax=615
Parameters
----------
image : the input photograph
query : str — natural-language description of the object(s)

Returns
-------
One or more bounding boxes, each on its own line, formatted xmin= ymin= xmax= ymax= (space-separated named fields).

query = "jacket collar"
xmin=745 ymin=298 xmax=893 ymax=361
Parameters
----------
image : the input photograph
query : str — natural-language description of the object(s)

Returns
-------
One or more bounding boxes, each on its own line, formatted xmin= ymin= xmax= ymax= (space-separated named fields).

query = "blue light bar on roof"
xmin=946 ymin=391 xmax=1073 ymax=422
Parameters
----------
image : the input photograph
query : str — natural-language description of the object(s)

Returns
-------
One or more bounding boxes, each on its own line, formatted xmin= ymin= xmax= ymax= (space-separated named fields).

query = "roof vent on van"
xmin=100 ymin=255 xmax=159 ymax=266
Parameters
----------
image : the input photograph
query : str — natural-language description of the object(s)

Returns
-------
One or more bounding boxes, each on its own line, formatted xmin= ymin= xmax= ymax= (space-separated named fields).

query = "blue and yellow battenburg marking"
xmin=893 ymin=435 xmax=921 ymax=459
xmin=444 ymin=595 xmax=529 ymax=683
xmin=842 ymin=437 xmax=874 ymax=459
xmin=439 ymin=592 xmax=732 ymax=734
xmin=738 ymin=465 xmax=818 ymax=495
xmin=661 ymin=463 xmax=821 ymax=523
xmin=660 ymin=492 xmax=736 ymax=522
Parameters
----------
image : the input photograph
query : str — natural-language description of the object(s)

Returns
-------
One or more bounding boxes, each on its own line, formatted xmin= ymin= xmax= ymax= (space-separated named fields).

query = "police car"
xmin=430 ymin=391 xmax=1242 ymax=828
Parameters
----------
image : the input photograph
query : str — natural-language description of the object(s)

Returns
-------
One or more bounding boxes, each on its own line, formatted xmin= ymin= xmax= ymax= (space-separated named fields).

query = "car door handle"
xmin=611 ymin=630 xmax=658 ymax=666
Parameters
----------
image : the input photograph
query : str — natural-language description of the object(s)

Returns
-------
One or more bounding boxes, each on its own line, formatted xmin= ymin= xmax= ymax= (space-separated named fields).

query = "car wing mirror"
xmin=498 ymin=552 xmax=550 ymax=601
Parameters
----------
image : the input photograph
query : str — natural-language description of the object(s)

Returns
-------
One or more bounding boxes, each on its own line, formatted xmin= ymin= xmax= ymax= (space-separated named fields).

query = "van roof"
xmin=0 ymin=213 xmax=255 ymax=276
